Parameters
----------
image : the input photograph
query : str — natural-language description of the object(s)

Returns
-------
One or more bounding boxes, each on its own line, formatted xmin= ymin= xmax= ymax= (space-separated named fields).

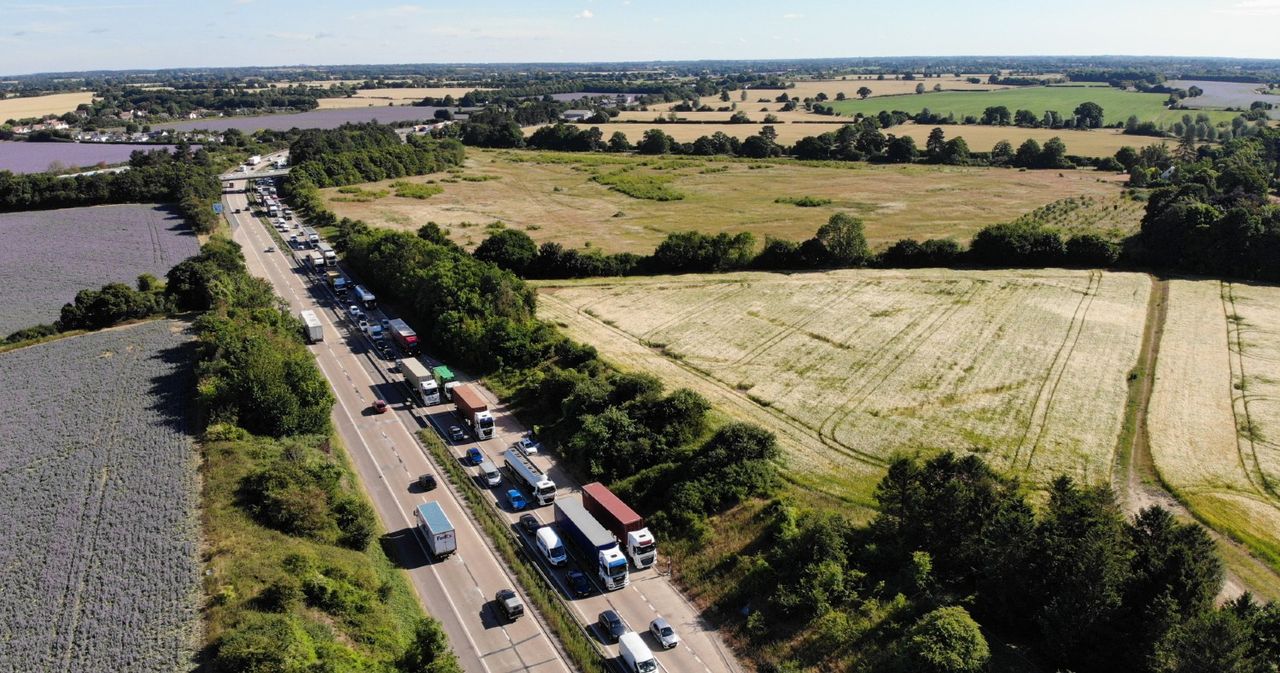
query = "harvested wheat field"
xmin=649 ymin=76 xmax=1008 ymax=112
xmin=1150 ymin=280 xmax=1280 ymax=569
xmin=316 ymin=87 xmax=482 ymax=108
xmin=324 ymin=148 xmax=1136 ymax=255
xmin=0 ymin=92 xmax=93 ymax=120
xmin=537 ymin=269 xmax=1149 ymax=507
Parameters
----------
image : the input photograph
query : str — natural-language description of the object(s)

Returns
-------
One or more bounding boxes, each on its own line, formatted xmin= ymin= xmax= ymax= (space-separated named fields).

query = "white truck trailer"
xmin=414 ymin=502 xmax=457 ymax=560
xmin=300 ymin=310 xmax=323 ymax=343
xmin=401 ymin=358 xmax=442 ymax=406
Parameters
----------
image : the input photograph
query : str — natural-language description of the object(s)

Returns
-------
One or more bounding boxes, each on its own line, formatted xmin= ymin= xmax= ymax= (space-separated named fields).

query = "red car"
xmin=372 ymin=399 xmax=389 ymax=414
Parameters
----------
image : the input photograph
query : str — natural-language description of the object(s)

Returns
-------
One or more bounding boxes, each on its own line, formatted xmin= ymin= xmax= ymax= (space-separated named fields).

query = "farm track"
xmin=1017 ymin=270 xmax=1102 ymax=473
xmin=1222 ymin=282 xmax=1280 ymax=500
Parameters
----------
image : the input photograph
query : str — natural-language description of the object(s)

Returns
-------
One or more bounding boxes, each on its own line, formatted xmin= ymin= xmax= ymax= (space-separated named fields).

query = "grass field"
xmin=828 ymin=85 xmax=1238 ymax=126
xmin=0 ymin=91 xmax=93 ymax=120
xmin=1149 ymin=280 xmax=1280 ymax=571
xmin=321 ymin=148 xmax=1135 ymax=254
xmin=537 ymin=269 xmax=1150 ymax=507
xmin=316 ymin=87 xmax=482 ymax=108
xmin=554 ymin=122 xmax=1166 ymax=157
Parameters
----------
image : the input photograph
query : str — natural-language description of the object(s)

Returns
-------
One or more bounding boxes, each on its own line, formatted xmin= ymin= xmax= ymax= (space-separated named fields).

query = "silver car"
xmin=649 ymin=617 xmax=679 ymax=649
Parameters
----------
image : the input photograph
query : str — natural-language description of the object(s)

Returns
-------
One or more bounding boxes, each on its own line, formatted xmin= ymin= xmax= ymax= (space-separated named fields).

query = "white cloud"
xmin=575 ymin=8 xmax=593 ymax=18
xmin=266 ymin=31 xmax=331 ymax=40
xmin=1216 ymin=0 xmax=1280 ymax=14
xmin=782 ymin=12 xmax=804 ymax=19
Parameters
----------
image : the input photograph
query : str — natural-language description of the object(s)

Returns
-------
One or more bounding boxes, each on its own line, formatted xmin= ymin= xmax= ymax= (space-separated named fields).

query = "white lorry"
xmin=300 ymin=310 xmax=323 ymax=343
xmin=414 ymin=502 xmax=456 ymax=560
xmin=401 ymin=358 xmax=442 ymax=406
xmin=503 ymin=449 xmax=556 ymax=506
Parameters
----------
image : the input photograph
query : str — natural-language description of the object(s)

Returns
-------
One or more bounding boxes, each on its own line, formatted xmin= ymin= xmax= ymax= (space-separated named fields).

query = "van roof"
xmin=535 ymin=526 xmax=561 ymax=546
xmin=477 ymin=459 xmax=497 ymax=472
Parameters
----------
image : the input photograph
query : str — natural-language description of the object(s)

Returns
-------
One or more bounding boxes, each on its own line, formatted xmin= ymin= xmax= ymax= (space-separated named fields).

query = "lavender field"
xmin=0 ymin=204 xmax=198 ymax=335
xmin=0 ymin=141 xmax=178 ymax=174
xmin=1166 ymin=80 xmax=1280 ymax=119
xmin=0 ymin=320 xmax=199 ymax=672
xmin=156 ymin=105 xmax=444 ymax=132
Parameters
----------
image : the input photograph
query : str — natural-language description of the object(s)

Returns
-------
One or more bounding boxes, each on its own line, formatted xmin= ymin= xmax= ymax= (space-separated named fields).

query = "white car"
xmin=357 ymin=319 xmax=370 ymax=333
xmin=649 ymin=617 xmax=679 ymax=649
xmin=514 ymin=436 xmax=540 ymax=455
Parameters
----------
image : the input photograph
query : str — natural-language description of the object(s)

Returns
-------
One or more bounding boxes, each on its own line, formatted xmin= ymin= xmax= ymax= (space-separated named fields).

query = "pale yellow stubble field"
xmin=0 ymin=92 xmax=94 ymax=119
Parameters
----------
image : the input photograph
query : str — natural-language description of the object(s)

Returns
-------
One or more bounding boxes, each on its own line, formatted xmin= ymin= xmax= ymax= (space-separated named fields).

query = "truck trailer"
xmin=318 ymin=242 xmax=337 ymax=267
xmin=300 ymin=310 xmax=323 ymax=343
xmin=453 ymin=385 xmax=494 ymax=439
xmin=554 ymin=498 xmax=629 ymax=591
xmin=503 ymin=449 xmax=556 ymax=506
xmin=413 ymin=502 xmax=457 ymax=560
xmin=389 ymin=318 xmax=418 ymax=354
xmin=402 ymin=358 xmax=441 ymax=406
xmin=432 ymin=366 xmax=456 ymax=399
xmin=354 ymin=284 xmax=376 ymax=308
xmin=582 ymin=482 xmax=657 ymax=568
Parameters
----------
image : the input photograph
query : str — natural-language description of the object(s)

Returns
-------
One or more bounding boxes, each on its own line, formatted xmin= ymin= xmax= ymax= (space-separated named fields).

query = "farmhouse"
xmin=562 ymin=109 xmax=593 ymax=121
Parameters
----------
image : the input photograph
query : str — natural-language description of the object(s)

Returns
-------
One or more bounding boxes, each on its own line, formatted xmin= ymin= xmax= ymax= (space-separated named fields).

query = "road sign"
xmin=212 ymin=203 xmax=223 ymax=214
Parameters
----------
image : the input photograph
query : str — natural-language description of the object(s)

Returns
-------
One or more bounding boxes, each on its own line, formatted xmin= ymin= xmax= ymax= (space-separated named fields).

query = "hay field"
xmin=0 ymin=92 xmax=93 ymax=119
xmin=322 ymin=149 xmax=1133 ymax=254
xmin=1150 ymin=280 xmax=1280 ymax=568
xmin=650 ymin=76 xmax=1006 ymax=112
xmin=555 ymin=122 xmax=1165 ymax=157
xmin=315 ymin=87 xmax=481 ymax=108
xmin=537 ymin=269 xmax=1150 ymax=505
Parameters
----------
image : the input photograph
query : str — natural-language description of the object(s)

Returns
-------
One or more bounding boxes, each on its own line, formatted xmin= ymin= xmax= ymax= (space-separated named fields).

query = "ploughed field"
xmin=155 ymin=105 xmax=444 ymax=132
xmin=537 ymin=269 xmax=1150 ymax=506
xmin=323 ymin=148 xmax=1136 ymax=255
xmin=0 ymin=141 xmax=180 ymax=174
xmin=0 ymin=204 xmax=198 ymax=335
xmin=0 ymin=320 xmax=199 ymax=672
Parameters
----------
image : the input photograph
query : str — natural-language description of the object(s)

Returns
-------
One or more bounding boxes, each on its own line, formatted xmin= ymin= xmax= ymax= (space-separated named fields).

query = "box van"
xmin=476 ymin=459 xmax=501 ymax=487
xmin=619 ymin=632 xmax=657 ymax=673
xmin=535 ymin=526 xmax=568 ymax=566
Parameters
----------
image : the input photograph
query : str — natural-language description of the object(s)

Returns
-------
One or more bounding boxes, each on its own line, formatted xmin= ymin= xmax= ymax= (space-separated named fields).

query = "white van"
xmin=476 ymin=459 xmax=501 ymax=487
xmin=619 ymin=631 xmax=657 ymax=673
xmin=535 ymin=526 xmax=568 ymax=566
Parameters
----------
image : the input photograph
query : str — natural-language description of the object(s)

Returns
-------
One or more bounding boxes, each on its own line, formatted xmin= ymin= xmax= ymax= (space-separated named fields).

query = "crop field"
xmin=0 ymin=92 xmax=94 ymax=120
xmin=155 ymin=105 xmax=442 ymax=132
xmin=1166 ymin=80 xmax=1280 ymax=119
xmin=0 ymin=205 xmax=198 ymax=335
xmin=315 ymin=86 xmax=482 ymax=108
xmin=322 ymin=148 xmax=1133 ymax=254
xmin=828 ymin=85 xmax=1238 ymax=125
xmin=1149 ymin=280 xmax=1280 ymax=569
xmin=0 ymin=320 xmax=199 ymax=672
xmin=0 ymin=141 xmax=179 ymax=174
xmin=552 ymin=121 xmax=1165 ymax=157
xmin=650 ymin=76 xmax=1009 ymax=112
xmin=536 ymin=269 xmax=1150 ymax=506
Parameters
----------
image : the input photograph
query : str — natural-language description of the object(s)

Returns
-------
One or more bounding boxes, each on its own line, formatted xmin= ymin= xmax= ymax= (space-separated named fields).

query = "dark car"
xmin=418 ymin=473 xmax=437 ymax=491
xmin=466 ymin=447 xmax=484 ymax=465
xmin=448 ymin=425 xmax=465 ymax=442
xmin=519 ymin=514 xmax=541 ymax=535
xmin=566 ymin=570 xmax=593 ymax=598
xmin=372 ymin=399 xmax=388 ymax=414
xmin=597 ymin=609 xmax=625 ymax=643
xmin=495 ymin=589 xmax=524 ymax=622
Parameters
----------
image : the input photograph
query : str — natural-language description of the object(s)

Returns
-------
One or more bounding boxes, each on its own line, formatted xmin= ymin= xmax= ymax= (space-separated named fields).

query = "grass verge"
xmin=417 ymin=429 xmax=610 ymax=673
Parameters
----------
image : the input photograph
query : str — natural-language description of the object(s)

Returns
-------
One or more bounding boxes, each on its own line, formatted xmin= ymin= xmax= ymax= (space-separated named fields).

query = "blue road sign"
xmin=212 ymin=203 xmax=223 ymax=214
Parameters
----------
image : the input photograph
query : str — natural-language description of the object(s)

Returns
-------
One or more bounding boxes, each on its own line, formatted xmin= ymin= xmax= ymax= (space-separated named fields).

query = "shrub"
xmin=775 ymin=196 xmax=833 ymax=207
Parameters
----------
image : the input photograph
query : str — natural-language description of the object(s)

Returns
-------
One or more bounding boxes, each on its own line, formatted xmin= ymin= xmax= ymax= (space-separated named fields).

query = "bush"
xmin=775 ymin=196 xmax=833 ymax=207
xmin=212 ymin=612 xmax=319 ymax=673
xmin=969 ymin=221 xmax=1065 ymax=267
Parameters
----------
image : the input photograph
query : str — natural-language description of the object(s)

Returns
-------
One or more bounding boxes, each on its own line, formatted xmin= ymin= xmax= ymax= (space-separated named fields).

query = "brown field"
xmin=552 ymin=122 xmax=1166 ymax=158
xmin=321 ymin=148 xmax=1136 ymax=254
xmin=536 ymin=269 xmax=1150 ymax=506
xmin=315 ymin=87 xmax=483 ymax=108
xmin=0 ymin=92 xmax=93 ymax=120
xmin=1150 ymin=280 xmax=1280 ymax=569
xmin=651 ymin=76 xmax=1008 ymax=113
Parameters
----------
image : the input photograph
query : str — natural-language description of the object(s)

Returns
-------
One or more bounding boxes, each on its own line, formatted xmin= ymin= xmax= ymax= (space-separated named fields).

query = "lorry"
xmin=274 ymin=157 xmax=287 ymax=169
xmin=618 ymin=632 xmax=657 ymax=673
xmin=301 ymin=227 xmax=320 ymax=248
xmin=308 ymin=252 xmax=325 ymax=272
xmin=401 ymin=358 xmax=442 ymax=405
xmin=326 ymin=270 xmax=348 ymax=294
xmin=300 ymin=310 xmax=323 ymax=343
xmin=318 ymin=242 xmax=337 ymax=267
xmin=389 ymin=318 xmax=419 ymax=354
xmin=554 ymin=498 xmax=629 ymax=591
xmin=413 ymin=502 xmax=456 ymax=560
xmin=453 ymin=385 xmax=494 ymax=439
xmin=582 ymin=482 xmax=657 ymax=569
xmin=432 ymin=366 xmax=456 ymax=399
xmin=247 ymin=154 xmax=262 ymax=166
xmin=503 ymin=449 xmax=556 ymax=506
xmin=354 ymin=284 xmax=376 ymax=308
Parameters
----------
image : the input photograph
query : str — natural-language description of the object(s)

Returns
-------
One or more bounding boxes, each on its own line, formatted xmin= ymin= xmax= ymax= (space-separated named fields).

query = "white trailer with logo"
xmin=414 ymin=502 xmax=456 ymax=560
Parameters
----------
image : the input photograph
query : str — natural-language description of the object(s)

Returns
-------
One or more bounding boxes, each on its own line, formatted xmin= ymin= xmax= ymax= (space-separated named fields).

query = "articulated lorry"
xmin=326 ymin=270 xmax=348 ymax=294
xmin=318 ymin=242 xmax=337 ymax=267
xmin=582 ymin=482 xmax=657 ymax=568
xmin=389 ymin=318 xmax=418 ymax=354
xmin=554 ymin=498 xmax=629 ymax=591
xmin=401 ymin=358 xmax=441 ymax=406
xmin=503 ymin=449 xmax=556 ymax=506
xmin=432 ymin=366 xmax=456 ymax=399
xmin=453 ymin=385 xmax=494 ymax=439
xmin=354 ymin=284 xmax=376 ymax=308
xmin=300 ymin=310 xmax=323 ymax=343
xmin=413 ymin=502 xmax=456 ymax=560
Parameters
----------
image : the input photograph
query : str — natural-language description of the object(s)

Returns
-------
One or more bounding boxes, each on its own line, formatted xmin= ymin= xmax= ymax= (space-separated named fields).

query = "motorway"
xmin=225 ymin=163 xmax=743 ymax=673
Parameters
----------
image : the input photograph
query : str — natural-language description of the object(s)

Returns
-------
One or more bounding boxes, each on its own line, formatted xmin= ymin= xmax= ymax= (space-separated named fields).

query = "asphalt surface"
xmin=225 ymin=162 xmax=743 ymax=673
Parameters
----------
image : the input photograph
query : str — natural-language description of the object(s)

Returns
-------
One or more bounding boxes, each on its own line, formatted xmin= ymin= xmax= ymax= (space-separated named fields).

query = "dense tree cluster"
xmin=288 ymin=134 xmax=465 ymax=188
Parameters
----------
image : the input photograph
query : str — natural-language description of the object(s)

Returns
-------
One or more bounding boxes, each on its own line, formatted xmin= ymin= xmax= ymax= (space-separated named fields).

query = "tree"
xmin=981 ymin=106 xmax=1011 ymax=125
xmin=1155 ymin=609 xmax=1255 ymax=673
xmin=607 ymin=131 xmax=631 ymax=152
xmin=915 ymin=83 xmax=927 ymax=94
xmin=1039 ymin=136 xmax=1072 ymax=169
xmin=925 ymin=127 xmax=947 ymax=162
xmin=1013 ymin=138 xmax=1042 ymax=168
xmin=897 ymin=606 xmax=991 ymax=673
xmin=728 ymin=111 xmax=752 ymax=124
xmin=813 ymin=212 xmax=870 ymax=267
xmin=636 ymin=128 xmax=673 ymax=155
xmin=1115 ymin=146 xmax=1141 ymax=171
xmin=473 ymin=229 xmax=538 ymax=276
xmin=400 ymin=618 xmax=463 ymax=673
xmin=212 ymin=613 xmax=318 ymax=673
xmin=857 ymin=86 xmax=872 ymax=99
xmin=885 ymin=135 xmax=919 ymax=163
xmin=991 ymin=140 xmax=1015 ymax=166
xmin=941 ymin=137 xmax=970 ymax=165
xmin=1074 ymin=101 xmax=1104 ymax=128
xmin=1013 ymin=108 xmax=1039 ymax=127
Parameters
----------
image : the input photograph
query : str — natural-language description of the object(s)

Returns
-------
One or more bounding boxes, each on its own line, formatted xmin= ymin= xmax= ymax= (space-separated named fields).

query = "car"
xmin=565 ymin=570 xmax=593 ymax=598
xmin=513 ymin=436 xmax=540 ymax=455
xmin=372 ymin=399 xmax=388 ymax=414
xmin=348 ymin=304 xmax=363 ymax=317
xmin=393 ymin=359 xmax=404 ymax=373
xmin=418 ymin=473 xmax=437 ymax=491
xmin=357 ymin=319 xmax=370 ymax=333
xmin=649 ymin=617 xmax=680 ymax=649
xmin=381 ymin=319 xmax=391 ymax=330
xmin=507 ymin=489 xmax=527 ymax=511
xmin=465 ymin=447 xmax=484 ymax=465
xmin=233 ymin=208 xmax=241 ymax=213
xmin=519 ymin=513 xmax=541 ymax=535
xmin=263 ymin=246 xmax=275 ymax=253
xmin=494 ymin=589 xmax=524 ymax=622
xmin=448 ymin=426 xmax=465 ymax=442
xmin=598 ymin=610 xmax=625 ymax=643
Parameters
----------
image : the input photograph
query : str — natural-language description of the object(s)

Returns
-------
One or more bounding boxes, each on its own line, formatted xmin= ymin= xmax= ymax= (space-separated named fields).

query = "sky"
xmin=1 ymin=0 xmax=1278 ymax=76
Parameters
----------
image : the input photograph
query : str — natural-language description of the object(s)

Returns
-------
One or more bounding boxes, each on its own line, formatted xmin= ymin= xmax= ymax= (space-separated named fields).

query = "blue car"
xmin=507 ymin=489 xmax=527 ymax=511
xmin=466 ymin=447 xmax=484 ymax=465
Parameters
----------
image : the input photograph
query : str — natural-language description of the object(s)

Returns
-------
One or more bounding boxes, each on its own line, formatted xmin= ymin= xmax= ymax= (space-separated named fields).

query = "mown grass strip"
xmin=417 ymin=429 xmax=610 ymax=673
xmin=592 ymin=170 xmax=684 ymax=201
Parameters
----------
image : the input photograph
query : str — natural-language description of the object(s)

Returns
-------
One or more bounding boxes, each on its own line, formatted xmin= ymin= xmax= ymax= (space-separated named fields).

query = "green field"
xmin=828 ymin=85 xmax=1237 ymax=126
